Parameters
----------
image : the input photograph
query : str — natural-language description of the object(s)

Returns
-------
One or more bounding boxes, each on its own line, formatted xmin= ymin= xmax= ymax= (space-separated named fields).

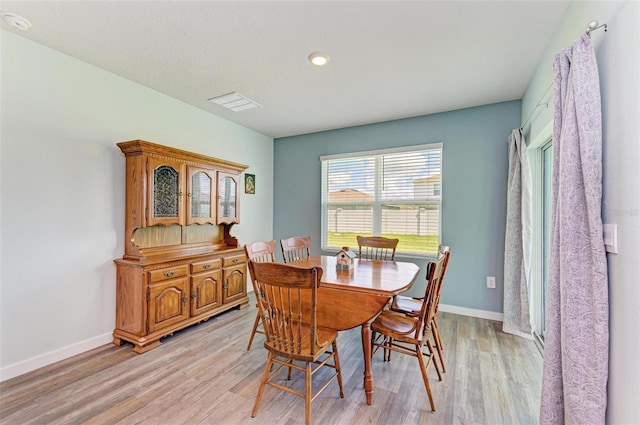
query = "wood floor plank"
xmin=0 ymin=303 xmax=542 ymax=425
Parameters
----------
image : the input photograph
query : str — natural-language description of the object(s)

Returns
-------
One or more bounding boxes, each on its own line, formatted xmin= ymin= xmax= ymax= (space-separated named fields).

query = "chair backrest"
xmin=415 ymin=252 xmax=448 ymax=339
xmin=356 ymin=236 xmax=399 ymax=261
xmin=280 ymin=236 xmax=312 ymax=263
xmin=434 ymin=246 xmax=451 ymax=312
xmin=248 ymin=261 xmax=323 ymax=355
xmin=245 ymin=241 xmax=277 ymax=308
xmin=245 ymin=240 xmax=277 ymax=263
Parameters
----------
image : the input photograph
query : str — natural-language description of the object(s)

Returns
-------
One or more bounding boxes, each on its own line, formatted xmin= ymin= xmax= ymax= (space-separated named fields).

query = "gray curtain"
xmin=540 ymin=34 xmax=609 ymax=425
xmin=502 ymin=128 xmax=533 ymax=337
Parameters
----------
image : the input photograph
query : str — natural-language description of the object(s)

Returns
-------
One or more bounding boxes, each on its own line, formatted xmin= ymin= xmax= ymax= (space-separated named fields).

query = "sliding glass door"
xmin=535 ymin=141 xmax=553 ymax=343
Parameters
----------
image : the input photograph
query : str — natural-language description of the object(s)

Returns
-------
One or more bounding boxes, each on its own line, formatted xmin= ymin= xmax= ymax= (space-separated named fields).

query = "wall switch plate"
xmin=603 ymin=223 xmax=618 ymax=254
xmin=487 ymin=276 xmax=496 ymax=288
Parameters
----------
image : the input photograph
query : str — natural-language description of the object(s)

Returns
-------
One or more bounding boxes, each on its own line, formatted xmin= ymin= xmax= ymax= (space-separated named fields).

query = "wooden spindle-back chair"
xmin=244 ymin=240 xmax=277 ymax=350
xmin=391 ymin=246 xmax=451 ymax=371
xmin=370 ymin=253 xmax=447 ymax=412
xmin=356 ymin=236 xmax=399 ymax=261
xmin=280 ymin=236 xmax=312 ymax=263
xmin=248 ymin=261 xmax=344 ymax=425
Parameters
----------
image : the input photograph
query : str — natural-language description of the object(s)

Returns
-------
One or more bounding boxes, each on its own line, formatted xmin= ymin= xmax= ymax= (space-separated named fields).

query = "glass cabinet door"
xmin=217 ymin=172 xmax=239 ymax=224
xmin=187 ymin=167 xmax=215 ymax=225
xmin=148 ymin=157 xmax=185 ymax=226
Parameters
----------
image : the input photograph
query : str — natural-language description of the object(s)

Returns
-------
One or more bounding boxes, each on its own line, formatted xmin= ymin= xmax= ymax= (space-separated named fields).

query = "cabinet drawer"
xmin=223 ymin=254 xmax=246 ymax=267
xmin=191 ymin=258 xmax=222 ymax=274
xmin=149 ymin=265 xmax=189 ymax=283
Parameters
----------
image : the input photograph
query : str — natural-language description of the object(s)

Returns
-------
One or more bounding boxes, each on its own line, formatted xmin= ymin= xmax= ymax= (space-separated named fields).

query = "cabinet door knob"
xmin=182 ymin=295 xmax=188 ymax=305
xmin=165 ymin=271 xmax=175 ymax=277
xmin=192 ymin=293 xmax=198 ymax=300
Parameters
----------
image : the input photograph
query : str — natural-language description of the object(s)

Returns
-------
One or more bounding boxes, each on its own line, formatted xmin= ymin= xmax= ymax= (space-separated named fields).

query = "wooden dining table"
xmin=288 ymin=255 xmax=420 ymax=405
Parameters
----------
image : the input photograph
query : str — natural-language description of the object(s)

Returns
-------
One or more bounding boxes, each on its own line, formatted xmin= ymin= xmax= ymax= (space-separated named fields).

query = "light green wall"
xmin=0 ymin=30 xmax=274 ymax=376
xmin=522 ymin=1 xmax=639 ymax=423
xmin=274 ymin=101 xmax=521 ymax=314
xmin=522 ymin=1 xmax=624 ymax=143
xmin=600 ymin=4 xmax=640 ymax=421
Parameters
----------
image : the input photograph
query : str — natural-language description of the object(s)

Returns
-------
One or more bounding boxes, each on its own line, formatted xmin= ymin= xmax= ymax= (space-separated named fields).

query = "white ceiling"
xmin=1 ymin=1 xmax=570 ymax=138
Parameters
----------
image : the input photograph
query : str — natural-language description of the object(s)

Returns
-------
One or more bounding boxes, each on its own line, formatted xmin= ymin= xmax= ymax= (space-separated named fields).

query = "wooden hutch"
xmin=113 ymin=140 xmax=249 ymax=353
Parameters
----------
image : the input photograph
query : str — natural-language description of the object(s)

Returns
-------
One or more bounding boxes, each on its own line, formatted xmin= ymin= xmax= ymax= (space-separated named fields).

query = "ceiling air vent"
xmin=208 ymin=92 xmax=261 ymax=112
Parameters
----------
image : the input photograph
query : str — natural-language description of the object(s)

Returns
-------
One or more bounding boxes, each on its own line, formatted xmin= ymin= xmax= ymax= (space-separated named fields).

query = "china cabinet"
xmin=113 ymin=140 xmax=249 ymax=353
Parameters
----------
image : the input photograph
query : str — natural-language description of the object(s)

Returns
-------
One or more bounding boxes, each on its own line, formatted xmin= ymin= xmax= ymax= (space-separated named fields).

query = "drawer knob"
xmin=233 ymin=258 xmax=239 ymax=263
xmin=203 ymin=264 xmax=211 ymax=270
xmin=164 ymin=271 xmax=175 ymax=278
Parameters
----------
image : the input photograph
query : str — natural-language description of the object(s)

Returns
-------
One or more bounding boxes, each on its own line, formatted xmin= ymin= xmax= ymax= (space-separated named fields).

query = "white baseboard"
xmin=0 ymin=333 xmax=113 ymax=382
xmin=501 ymin=327 xmax=535 ymax=340
xmin=439 ymin=303 xmax=504 ymax=322
xmin=0 ymin=304 xmax=506 ymax=382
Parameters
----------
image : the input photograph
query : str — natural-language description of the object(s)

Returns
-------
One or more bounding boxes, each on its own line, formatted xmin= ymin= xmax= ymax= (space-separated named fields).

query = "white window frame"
xmin=529 ymin=120 xmax=553 ymax=351
xmin=320 ymin=143 xmax=443 ymax=258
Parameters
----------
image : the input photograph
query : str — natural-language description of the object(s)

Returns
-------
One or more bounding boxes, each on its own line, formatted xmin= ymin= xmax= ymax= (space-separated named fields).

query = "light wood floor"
xmin=0 ymin=301 xmax=542 ymax=425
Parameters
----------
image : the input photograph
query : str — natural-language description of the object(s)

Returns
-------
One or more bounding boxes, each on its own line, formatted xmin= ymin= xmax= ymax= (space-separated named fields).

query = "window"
xmin=321 ymin=143 xmax=442 ymax=257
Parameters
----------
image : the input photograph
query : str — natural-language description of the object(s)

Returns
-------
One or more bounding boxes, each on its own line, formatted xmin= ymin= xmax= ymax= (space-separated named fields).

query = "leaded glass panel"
xmin=154 ymin=165 xmax=179 ymax=217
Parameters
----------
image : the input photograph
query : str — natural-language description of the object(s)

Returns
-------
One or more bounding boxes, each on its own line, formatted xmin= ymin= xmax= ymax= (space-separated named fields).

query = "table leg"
xmin=361 ymin=322 xmax=374 ymax=405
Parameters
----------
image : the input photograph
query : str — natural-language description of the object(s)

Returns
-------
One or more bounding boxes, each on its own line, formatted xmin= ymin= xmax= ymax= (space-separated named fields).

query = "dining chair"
xmin=370 ymin=253 xmax=447 ymax=412
xmin=248 ymin=261 xmax=344 ymax=425
xmin=356 ymin=235 xmax=399 ymax=261
xmin=391 ymin=246 xmax=451 ymax=372
xmin=280 ymin=236 xmax=311 ymax=263
xmin=244 ymin=240 xmax=277 ymax=351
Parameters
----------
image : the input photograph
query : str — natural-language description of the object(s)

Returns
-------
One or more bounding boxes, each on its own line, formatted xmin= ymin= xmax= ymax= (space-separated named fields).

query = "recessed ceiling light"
xmin=308 ymin=52 xmax=330 ymax=66
xmin=208 ymin=92 xmax=262 ymax=112
xmin=1 ymin=12 xmax=31 ymax=31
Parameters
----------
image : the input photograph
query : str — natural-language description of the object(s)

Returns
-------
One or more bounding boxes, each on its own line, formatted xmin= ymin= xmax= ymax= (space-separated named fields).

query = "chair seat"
xmin=265 ymin=326 xmax=338 ymax=360
xmin=391 ymin=295 xmax=422 ymax=315
xmin=371 ymin=310 xmax=423 ymax=341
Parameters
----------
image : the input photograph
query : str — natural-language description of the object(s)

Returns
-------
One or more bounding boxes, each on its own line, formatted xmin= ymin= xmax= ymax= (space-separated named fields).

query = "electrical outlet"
xmin=487 ymin=276 xmax=496 ymax=289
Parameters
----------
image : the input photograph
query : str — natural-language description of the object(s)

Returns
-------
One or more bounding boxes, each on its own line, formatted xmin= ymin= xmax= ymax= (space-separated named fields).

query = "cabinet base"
xmin=113 ymin=295 xmax=250 ymax=353
xmin=112 ymin=332 xmax=163 ymax=353
xmin=131 ymin=341 xmax=162 ymax=354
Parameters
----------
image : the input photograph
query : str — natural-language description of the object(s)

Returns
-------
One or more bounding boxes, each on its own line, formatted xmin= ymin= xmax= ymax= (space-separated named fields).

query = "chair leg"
xmin=332 ymin=341 xmax=345 ymax=398
xmin=425 ymin=340 xmax=442 ymax=381
xmin=246 ymin=311 xmax=262 ymax=350
xmin=415 ymin=345 xmax=436 ymax=412
xmin=287 ymin=359 xmax=294 ymax=380
xmin=432 ymin=319 xmax=446 ymax=372
xmin=371 ymin=332 xmax=389 ymax=362
xmin=305 ymin=362 xmax=312 ymax=425
xmin=385 ymin=337 xmax=392 ymax=362
xmin=370 ymin=331 xmax=377 ymax=360
xmin=252 ymin=351 xmax=273 ymax=418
